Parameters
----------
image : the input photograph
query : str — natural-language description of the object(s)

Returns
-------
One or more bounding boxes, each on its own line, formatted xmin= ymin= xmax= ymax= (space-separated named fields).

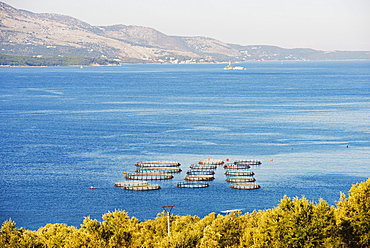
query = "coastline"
xmin=1 ymin=58 xmax=369 ymax=67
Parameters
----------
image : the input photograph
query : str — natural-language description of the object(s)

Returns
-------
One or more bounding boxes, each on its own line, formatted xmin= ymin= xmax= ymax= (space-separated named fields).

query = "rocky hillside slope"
xmin=1 ymin=1 xmax=369 ymax=63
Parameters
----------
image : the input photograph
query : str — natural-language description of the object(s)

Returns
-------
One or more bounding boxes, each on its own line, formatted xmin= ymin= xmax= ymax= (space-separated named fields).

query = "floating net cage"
xmin=186 ymin=170 xmax=215 ymax=175
xmin=234 ymin=160 xmax=262 ymax=165
xmin=224 ymin=170 xmax=255 ymax=176
xmin=230 ymin=183 xmax=261 ymax=190
xmin=114 ymin=181 xmax=149 ymax=187
xmin=177 ymin=182 xmax=210 ymax=188
xmin=199 ymin=158 xmax=224 ymax=165
xmin=136 ymin=167 xmax=182 ymax=173
xmin=123 ymin=184 xmax=161 ymax=191
xmin=223 ymin=164 xmax=251 ymax=169
xmin=125 ymin=173 xmax=173 ymax=180
xmin=190 ymin=164 xmax=217 ymax=170
xmin=135 ymin=161 xmax=181 ymax=167
xmin=226 ymin=176 xmax=256 ymax=183
xmin=185 ymin=175 xmax=215 ymax=181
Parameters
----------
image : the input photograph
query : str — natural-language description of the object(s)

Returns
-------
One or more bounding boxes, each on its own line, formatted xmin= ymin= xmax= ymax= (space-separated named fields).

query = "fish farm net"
xmin=177 ymin=182 xmax=210 ymax=188
xmin=125 ymin=173 xmax=173 ymax=180
xmin=226 ymin=176 xmax=256 ymax=182
xmin=224 ymin=170 xmax=255 ymax=176
xmin=185 ymin=175 xmax=215 ymax=181
xmin=135 ymin=161 xmax=181 ymax=167
xmin=230 ymin=183 xmax=261 ymax=190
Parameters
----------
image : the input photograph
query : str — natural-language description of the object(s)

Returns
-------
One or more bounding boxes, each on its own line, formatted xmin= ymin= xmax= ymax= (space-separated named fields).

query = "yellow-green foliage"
xmin=335 ymin=179 xmax=370 ymax=247
xmin=2 ymin=178 xmax=370 ymax=248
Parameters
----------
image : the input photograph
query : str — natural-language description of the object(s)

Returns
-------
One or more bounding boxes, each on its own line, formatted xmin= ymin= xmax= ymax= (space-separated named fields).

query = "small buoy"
xmin=225 ymin=158 xmax=230 ymax=161
xmin=269 ymin=158 xmax=273 ymax=162
xmin=123 ymin=171 xmax=127 ymax=174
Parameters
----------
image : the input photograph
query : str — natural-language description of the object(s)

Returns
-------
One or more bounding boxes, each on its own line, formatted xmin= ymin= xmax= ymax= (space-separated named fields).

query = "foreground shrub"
xmin=1 ymin=178 xmax=369 ymax=247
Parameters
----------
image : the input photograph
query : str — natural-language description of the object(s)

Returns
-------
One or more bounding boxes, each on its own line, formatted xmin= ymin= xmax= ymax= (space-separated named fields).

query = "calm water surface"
xmin=1 ymin=61 xmax=369 ymax=230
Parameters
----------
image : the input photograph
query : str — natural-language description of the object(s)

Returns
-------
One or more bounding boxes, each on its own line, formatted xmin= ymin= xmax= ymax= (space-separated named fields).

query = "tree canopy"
xmin=1 ymin=178 xmax=370 ymax=247
xmin=0 ymin=54 xmax=120 ymax=66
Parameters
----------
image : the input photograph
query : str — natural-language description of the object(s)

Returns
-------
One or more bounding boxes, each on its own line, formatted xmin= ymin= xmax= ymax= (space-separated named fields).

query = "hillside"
xmin=1 ymin=1 xmax=369 ymax=64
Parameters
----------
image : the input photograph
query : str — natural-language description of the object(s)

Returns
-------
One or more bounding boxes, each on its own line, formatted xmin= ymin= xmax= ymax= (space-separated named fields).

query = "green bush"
xmin=1 ymin=178 xmax=370 ymax=247
xmin=0 ymin=54 xmax=120 ymax=66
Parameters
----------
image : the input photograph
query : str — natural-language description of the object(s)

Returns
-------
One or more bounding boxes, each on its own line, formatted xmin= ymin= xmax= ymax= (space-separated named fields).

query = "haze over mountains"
xmin=1 ymin=1 xmax=369 ymax=64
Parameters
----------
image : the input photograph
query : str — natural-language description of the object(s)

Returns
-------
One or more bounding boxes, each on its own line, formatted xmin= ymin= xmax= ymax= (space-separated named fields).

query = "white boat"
xmin=224 ymin=63 xmax=246 ymax=70
xmin=220 ymin=209 xmax=243 ymax=214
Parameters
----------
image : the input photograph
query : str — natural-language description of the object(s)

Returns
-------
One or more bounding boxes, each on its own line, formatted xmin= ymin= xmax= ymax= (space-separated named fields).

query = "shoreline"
xmin=1 ymin=59 xmax=369 ymax=68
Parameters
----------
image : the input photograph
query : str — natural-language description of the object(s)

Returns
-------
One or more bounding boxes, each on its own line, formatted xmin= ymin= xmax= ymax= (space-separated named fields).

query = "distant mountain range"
xmin=1 ymin=1 xmax=369 ymax=64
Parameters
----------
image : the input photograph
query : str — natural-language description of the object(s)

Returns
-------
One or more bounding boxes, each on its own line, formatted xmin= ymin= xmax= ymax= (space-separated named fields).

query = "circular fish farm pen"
xmin=123 ymin=184 xmax=161 ymax=191
xmin=226 ymin=176 xmax=256 ymax=182
xmin=186 ymin=170 xmax=215 ymax=175
xmin=135 ymin=161 xmax=181 ymax=167
xmin=185 ymin=175 xmax=215 ymax=181
xmin=125 ymin=173 xmax=173 ymax=180
xmin=230 ymin=183 xmax=261 ymax=190
xmin=224 ymin=170 xmax=255 ymax=176
xmin=234 ymin=160 xmax=262 ymax=165
xmin=190 ymin=164 xmax=217 ymax=170
xmin=199 ymin=158 xmax=224 ymax=165
xmin=223 ymin=164 xmax=251 ymax=169
xmin=177 ymin=182 xmax=210 ymax=188
xmin=135 ymin=167 xmax=182 ymax=173
xmin=114 ymin=181 xmax=149 ymax=187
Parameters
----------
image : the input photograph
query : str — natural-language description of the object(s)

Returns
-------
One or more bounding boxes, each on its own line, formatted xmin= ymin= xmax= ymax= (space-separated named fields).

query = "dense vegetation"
xmin=0 ymin=54 xmax=120 ymax=66
xmin=1 ymin=178 xmax=370 ymax=247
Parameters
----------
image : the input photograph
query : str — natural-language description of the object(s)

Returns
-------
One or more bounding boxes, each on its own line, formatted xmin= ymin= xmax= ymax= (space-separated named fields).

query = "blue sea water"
xmin=0 ymin=61 xmax=369 ymax=230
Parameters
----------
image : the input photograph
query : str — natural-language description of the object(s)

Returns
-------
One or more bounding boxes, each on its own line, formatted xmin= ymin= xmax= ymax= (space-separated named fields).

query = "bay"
xmin=0 ymin=61 xmax=369 ymax=230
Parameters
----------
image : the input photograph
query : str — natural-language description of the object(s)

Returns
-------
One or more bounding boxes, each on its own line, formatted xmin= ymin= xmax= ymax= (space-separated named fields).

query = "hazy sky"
xmin=4 ymin=0 xmax=370 ymax=51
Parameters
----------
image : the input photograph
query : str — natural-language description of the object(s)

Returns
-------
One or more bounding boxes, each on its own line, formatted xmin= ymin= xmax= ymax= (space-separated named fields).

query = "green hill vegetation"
xmin=1 ymin=178 xmax=370 ymax=247
xmin=0 ymin=54 xmax=120 ymax=67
